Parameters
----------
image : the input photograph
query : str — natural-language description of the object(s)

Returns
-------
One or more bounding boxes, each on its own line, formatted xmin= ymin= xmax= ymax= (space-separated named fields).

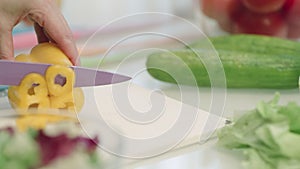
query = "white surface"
xmin=133 ymin=140 xmax=244 ymax=169
xmin=79 ymin=83 xmax=226 ymax=165
xmin=87 ymin=54 xmax=300 ymax=169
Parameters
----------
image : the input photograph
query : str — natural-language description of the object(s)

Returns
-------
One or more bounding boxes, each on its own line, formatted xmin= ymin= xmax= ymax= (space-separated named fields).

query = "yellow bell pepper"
xmin=8 ymin=73 xmax=50 ymax=112
xmin=15 ymin=43 xmax=73 ymax=66
xmin=16 ymin=114 xmax=76 ymax=131
xmin=8 ymin=43 xmax=84 ymax=130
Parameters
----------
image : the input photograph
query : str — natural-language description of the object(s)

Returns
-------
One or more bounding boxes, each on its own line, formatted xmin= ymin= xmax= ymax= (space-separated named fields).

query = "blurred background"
xmin=13 ymin=0 xmax=300 ymax=54
xmin=13 ymin=0 xmax=197 ymax=55
xmin=61 ymin=0 xmax=194 ymax=28
xmin=13 ymin=0 xmax=200 ymax=63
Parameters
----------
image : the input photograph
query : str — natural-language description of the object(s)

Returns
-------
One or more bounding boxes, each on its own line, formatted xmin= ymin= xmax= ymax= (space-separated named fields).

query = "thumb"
xmin=0 ymin=28 xmax=14 ymax=60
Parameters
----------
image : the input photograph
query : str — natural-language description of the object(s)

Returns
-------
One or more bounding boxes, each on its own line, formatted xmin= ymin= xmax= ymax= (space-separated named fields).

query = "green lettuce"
xmin=0 ymin=130 xmax=39 ymax=169
xmin=218 ymin=94 xmax=300 ymax=169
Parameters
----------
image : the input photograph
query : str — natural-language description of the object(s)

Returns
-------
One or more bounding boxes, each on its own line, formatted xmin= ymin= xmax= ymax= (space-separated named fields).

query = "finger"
xmin=30 ymin=9 xmax=79 ymax=65
xmin=23 ymin=16 xmax=34 ymax=26
xmin=34 ymin=22 xmax=49 ymax=43
xmin=0 ymin=27 xmax=14 ymax=60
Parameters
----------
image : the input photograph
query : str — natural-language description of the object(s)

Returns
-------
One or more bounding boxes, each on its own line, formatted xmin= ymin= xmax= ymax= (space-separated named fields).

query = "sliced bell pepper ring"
xmin=8 ymin=43 xmax=84 ymax=130
xmin=8 ymin=73 xmax=50 ymax=114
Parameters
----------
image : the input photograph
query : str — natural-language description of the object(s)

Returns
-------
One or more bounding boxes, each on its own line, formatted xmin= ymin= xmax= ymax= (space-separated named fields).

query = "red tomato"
xmin=242 ymin=0 xmax=286 ymax=13
xmin=213 ymin=0 xmax=242 ymax=32
xmin=283 ymin=0 xmax=295 ymax=11
xmin=287 ymin=23 xmax=300 ymax=39
xmin=233 ymin=9 xmax=288 ymax=38
xmin=201 ymin=0 xmax=241 ymax=18
xmin=201 ymin=0 xmax=215 ymax=18
xmin=284 ymin=0 xmax=300 ymax=26
xmin=201 ymin=0 xmax=242 ymax=32
xmin=199 ymin=0 xmax=215 ymax=18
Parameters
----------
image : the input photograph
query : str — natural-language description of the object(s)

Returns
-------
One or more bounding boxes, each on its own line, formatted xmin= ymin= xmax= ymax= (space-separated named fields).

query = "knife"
xmin=0 ymin=60 xmax=131 ymax=87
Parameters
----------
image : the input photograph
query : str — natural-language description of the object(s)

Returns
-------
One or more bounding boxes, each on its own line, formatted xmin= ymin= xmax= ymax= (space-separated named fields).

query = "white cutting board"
xmin=79 ymin=82 xmax=226 ymax=162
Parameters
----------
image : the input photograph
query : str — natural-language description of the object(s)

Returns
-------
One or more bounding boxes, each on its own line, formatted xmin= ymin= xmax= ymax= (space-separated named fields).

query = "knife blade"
xmin=0 ymin=60 xmax=131 ymax=87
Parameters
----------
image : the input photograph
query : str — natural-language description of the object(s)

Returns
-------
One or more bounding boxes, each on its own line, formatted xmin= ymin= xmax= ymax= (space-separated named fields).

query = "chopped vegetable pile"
xmin=8 ymin=43 xmax=84 ymax=115
xmin=0 ymin=124 xmax=100 ymax=169
xmin=218 ymin=94 xmax=300 ymax=169
xmin=7 ymin=42 xmax=85 ymax=131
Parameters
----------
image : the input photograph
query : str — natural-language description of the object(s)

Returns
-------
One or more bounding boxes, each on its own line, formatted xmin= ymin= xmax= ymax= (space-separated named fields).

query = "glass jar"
xmin=195 ymin=0 xmax=300 ymax=40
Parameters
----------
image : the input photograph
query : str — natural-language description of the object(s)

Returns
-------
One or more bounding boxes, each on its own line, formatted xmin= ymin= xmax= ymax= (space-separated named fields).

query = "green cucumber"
xmin=146 ymin=35 xmax=300 ymax=89
xmin=189 ymin=34 xmax=300 ymax=56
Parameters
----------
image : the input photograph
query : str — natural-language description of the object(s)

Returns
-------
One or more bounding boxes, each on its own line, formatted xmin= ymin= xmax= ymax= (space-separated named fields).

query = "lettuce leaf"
xmin=218 ymin=94 xmax=300 ymax=169
xmin=0 ymin=129 xmax=39 ymax=169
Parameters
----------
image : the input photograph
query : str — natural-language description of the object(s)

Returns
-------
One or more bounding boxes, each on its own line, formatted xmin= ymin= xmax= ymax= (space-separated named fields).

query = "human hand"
xmin=0 ymin=0 xmax=79 ymax=65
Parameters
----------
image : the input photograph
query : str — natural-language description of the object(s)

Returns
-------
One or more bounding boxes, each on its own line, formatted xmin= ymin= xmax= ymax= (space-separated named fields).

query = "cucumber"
xmin=146 ymin=35 xmax=300 ymax=89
